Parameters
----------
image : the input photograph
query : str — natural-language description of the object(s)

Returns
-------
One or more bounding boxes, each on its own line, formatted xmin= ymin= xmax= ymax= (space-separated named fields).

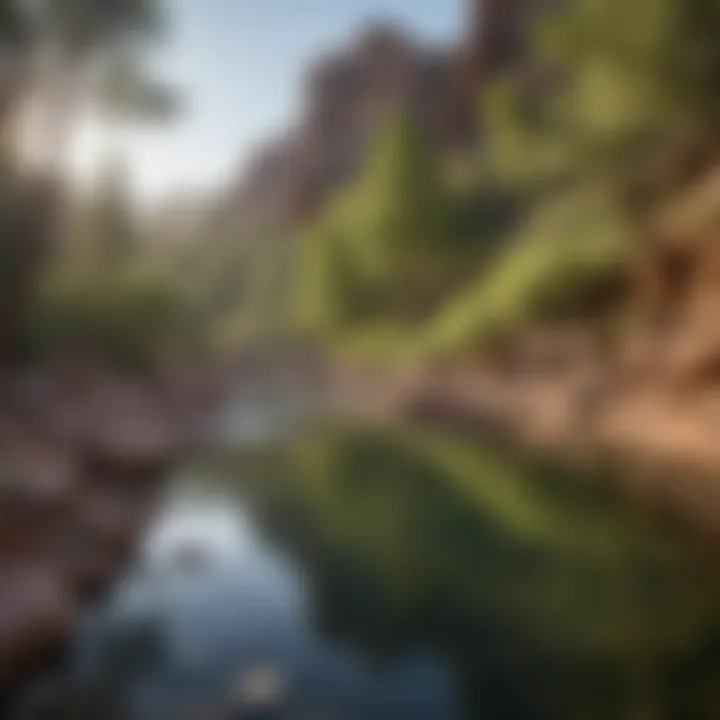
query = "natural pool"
xmin=14 ymin=399 xmax=720 ymax=719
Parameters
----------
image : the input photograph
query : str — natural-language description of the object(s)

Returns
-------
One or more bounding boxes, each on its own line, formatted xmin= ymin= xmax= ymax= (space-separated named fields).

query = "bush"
xmin=294 ymin=117 xmax=453 ymax=335
xmin=28 ymin=265 xmax=189 ymax=369
xmin=423 ymin=187 xmax=633 ymax=357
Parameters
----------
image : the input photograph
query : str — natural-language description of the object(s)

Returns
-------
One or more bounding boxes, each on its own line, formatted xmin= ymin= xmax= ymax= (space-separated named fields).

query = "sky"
xmin=70 ymin=0 xmax=463 ymax=206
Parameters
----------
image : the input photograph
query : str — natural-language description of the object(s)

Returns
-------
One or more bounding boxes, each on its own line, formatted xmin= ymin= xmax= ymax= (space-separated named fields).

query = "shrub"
xmin=28 ymin=265 xmax=189 ymax=369
xmin=423 ymin=187 xmax=633 ymax=357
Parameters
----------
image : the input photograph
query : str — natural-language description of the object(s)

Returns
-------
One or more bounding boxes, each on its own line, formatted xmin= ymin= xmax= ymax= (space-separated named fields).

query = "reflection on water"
xmin=24 ymin=422 xmax=720 ymax=719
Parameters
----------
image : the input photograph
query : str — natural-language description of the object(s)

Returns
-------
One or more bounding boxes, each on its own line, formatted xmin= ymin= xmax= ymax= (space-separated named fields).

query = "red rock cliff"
xmin=445 ymin=0 xmax=548 ymax=146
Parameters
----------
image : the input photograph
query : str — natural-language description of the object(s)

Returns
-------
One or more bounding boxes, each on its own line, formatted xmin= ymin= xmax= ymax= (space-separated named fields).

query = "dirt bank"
xmin=325 ymin=168 xmax=720 ymax=535
xmin=326 ymin=340 xmax=720 ymax=539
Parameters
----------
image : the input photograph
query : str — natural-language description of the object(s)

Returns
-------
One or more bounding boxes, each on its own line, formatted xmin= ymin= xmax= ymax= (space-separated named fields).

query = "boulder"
xmin=83 ymin=418 xmax=179 ymax=478
xmin=229 ymin=666 xmax=287 ymax=714
xmin=0 ymin=566 xmax=76 ymax=685
xmin=0 ymin=446 xmax=78 ymax=514
xmin=73 ymin=491 xmax=143 ymax=553
xmin=52 ymin=488 xmax=154 ymax=597
xmin=0 ymin=433 xmax=81 ymax=560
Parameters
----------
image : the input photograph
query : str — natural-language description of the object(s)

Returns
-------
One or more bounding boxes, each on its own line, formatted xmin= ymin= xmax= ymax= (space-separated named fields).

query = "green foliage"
xmin=236 ymin=426 xmax=720 ymax=664
xmin=0 ymin=170 xmax=58 ymax=358
xmin=28 ymin=265 xmax=188 ymax=369
xmin=331 ymin=0 xmax=720 ymax=361
xmin=405 ymin=0 xmax=718 ymax=361
xmin=0 ymin=0 xmax=182 ymax=364
xmin=532 ymin=0 xmax=720 ymax=169
xmin=26 ymin=164 xmax=204 ymax=368
xmin=0 ymin=0 xmax=28 ymax=45
xmin=296 ymin=215 xmax=368 ymax=333
xmin=295 ymin=117 xmax=452 ymax=337
xmin=206 ymin=429 xmax=720 ymax=717
xmin=85 ymin=158 xmax=137 ymax=265
xmin=357 ymin=117 xmax=447 ymax=268
xmin=95 ymin=45 xmax=181 ymax=125
xmin=42 ymin=0 xmax=162 ymax=52
xmin=424 ymin=188 xmax=632 ymax=356
xmin=481 ymin=78 xmax=547 ymax=187
xmin=100 ymin=0 xmax=716 ymax=364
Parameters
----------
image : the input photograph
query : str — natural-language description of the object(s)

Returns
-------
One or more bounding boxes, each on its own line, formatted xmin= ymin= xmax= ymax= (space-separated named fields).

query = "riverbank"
xmin=326 ymin=340 xmax=720 ymax=539
xmin=0 ymin=359 xmax=232 ymax=688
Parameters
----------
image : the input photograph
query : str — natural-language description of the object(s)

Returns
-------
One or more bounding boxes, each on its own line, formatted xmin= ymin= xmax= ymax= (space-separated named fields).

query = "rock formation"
xmin=206 ymin=2 xmax=548 ymax=334
xmin=220 ymin=1 xmax=551 ymax=229
xmin=444 ymin=0 xmax=550 ymax=146
xmin=0 ymin=364 xmax=222 ymax=686
xmin=292 ymin=24 xmax=452 ymax=218
xmin=220 ymin=22 xmax=454 ymax=229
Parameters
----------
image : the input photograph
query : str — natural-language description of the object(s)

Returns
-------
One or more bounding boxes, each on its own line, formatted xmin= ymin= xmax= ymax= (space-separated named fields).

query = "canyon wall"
xmin=444 ymin=0 xmax=550 ymax=145
xmin=212 ymin=0 xmax=547 ymax=289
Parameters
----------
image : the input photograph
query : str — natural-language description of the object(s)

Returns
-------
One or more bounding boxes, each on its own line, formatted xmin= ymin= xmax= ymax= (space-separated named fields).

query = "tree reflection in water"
xmin=19 ymin=426 xmax=720 ymax=720
xmin=220 ymin=426 xmax=720 ymax=720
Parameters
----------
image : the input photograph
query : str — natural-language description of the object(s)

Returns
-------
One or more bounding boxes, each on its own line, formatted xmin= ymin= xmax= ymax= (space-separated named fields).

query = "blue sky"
xmin=72 ymin=0 xmax=463 ymax=204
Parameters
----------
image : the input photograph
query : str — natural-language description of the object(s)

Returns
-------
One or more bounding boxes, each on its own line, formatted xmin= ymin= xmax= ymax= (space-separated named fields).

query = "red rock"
xmin=74 ymin=490 xmax=149 ymax=552
xmin=445 ymin=0 xmax=552 ymax=145
xmin=0 ymin=566 xmax=76 ymax=685
xmin=50 ymin=485 xmax=156 ymax=596
xmin=84 ymin=418 xmax=179 ymax=477
xmin=0 ymin=429 xmax=81 ymax=562
xmin=0 ymin=447 xmax=78 ymax=511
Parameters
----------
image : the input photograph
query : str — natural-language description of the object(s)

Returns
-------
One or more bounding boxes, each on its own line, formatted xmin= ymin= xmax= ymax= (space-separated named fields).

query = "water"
xmin=20 ymin=402 xmax=720 ymax=719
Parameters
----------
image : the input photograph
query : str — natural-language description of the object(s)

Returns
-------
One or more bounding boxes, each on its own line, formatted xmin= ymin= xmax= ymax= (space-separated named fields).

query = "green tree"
xmin=0 ymin=0 xmax=171 ymax=361
xmin=354 ymin=117 xmax=448 ymax=308
xmin=296 ymin=117 xmax=451 ymax=338
xmin=531 ymin=0 xmax=720 ymax=179
xmin=86 ymin=155 xmax=135 ymax=266
xmin=93 ymin=44 xmax=180 ymax=164
xmin=17 ymin=0 xmax=165 ymax=172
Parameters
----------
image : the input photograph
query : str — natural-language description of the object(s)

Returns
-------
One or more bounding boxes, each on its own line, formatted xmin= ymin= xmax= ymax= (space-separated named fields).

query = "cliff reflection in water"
xmin=218 ymin=427 xmax=720 ymax=720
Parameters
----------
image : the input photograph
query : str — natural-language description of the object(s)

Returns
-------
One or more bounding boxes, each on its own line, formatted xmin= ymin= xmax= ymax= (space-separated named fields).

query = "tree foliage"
xmin=296 ymin=117 xmax=452 ymax=337
xmin=0 ymin=0 xmax=187 ymax=364
xmin=238 ymin=0 xmax=720 ymax=362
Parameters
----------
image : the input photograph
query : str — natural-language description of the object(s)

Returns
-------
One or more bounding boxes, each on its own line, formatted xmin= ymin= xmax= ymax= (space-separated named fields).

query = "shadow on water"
xmin=16 ymin=418 xmax=720 ymax=720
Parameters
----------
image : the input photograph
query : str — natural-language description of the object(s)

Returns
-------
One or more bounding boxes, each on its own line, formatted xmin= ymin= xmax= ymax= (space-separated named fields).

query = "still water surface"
xmin=28 ymin=403 xmax=720 ymax=719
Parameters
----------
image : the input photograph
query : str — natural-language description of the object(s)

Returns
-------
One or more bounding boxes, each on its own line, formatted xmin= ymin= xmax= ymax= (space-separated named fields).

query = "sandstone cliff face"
xmin=224 ymin=1 xmax=551 ymax=224
xmin=297 ymin=26 xmax=422 ymax=217
xmin=444 ymin=0 xmax=549 ymax=146
xmin=629 ymin=169 xmax=720 ymax=389
xmin=224 ymin=23 xmax=453 ymax=227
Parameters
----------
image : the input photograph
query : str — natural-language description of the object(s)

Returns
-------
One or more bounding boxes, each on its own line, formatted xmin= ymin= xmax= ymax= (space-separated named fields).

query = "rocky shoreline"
xmin=327 ymin=351 xmax=720 ymax=539
xmin=0 ymin=361 xmax=231 ymax=689
xmin=9 ymin=343 xmax=720 ymax=689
